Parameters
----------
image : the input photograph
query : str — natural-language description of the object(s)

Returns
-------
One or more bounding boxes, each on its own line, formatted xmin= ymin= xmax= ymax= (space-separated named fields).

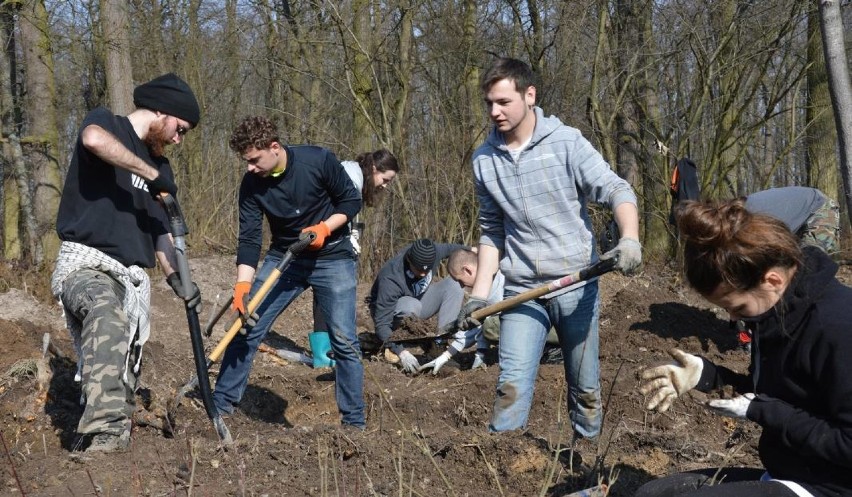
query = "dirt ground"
xmin=1 ymin=254 xmax=850 ymax=497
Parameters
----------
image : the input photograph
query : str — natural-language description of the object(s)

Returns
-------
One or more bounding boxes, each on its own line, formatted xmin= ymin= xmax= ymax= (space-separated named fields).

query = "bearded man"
xmin=51 ymin=73 xmax=201 ymax=452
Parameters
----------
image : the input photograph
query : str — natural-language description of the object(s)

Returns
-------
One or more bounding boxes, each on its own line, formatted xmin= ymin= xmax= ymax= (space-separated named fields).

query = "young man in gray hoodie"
xmin=459 ymin=57 xmax=641 ymax=439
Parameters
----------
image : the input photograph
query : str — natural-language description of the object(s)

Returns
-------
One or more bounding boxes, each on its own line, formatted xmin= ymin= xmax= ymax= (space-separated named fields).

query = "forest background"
xmin=1 ymin=0 xmax=851 ymax=281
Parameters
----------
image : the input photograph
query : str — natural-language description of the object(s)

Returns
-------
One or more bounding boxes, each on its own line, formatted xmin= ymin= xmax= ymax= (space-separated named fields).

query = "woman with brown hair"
xmin=340 ymin=149 xmax=398 ymax=253
xmin=311 ymin=149 xmax=399 ymax=339
xmin=637 ymin=199 xmax=852 ymax=497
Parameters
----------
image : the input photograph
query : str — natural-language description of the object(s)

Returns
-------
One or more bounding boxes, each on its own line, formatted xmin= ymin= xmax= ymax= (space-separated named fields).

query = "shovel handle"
xmin=469 ymin=257 xmax=618 ymax=321
xmin=207 ymin=231 xmax=317 ymax=363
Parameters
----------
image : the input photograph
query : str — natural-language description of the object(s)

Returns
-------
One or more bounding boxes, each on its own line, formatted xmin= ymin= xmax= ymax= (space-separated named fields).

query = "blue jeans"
xmin=490 ymin=281 xmax=600 ymax=437
xmin=213 ymin=254 xmax=365 ymax=428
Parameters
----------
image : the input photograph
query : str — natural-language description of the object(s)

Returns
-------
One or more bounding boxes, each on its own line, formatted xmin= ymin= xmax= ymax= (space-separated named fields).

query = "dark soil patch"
xmin=388 ymin=315 xmax=441 ymax=342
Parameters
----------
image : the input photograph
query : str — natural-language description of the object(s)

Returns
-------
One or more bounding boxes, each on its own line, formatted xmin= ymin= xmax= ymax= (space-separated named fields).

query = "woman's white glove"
xmin=419 ymin=351 xmax=452 ymax=375
xmin=398 ymin=350 xmax=420 ymax=374
xmin=639 ymin=348 xmax=703 ymax=412
xmin=706 ymin=393 xmax=755 ymax=419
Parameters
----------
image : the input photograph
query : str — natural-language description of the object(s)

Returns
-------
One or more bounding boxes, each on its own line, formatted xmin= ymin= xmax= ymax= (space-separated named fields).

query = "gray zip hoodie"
xmin=472 ymin=107 xmax=636 ymax=295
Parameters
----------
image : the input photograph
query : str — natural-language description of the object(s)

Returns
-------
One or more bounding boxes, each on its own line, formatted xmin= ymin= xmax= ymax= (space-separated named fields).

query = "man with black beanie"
xmin=51 ymin=73 xmax=201 ymax=453
xmin=368 ymin=239 xmax=467 ymax=373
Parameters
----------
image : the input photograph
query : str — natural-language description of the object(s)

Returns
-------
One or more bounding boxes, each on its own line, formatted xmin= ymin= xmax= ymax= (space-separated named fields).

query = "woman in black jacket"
xmin=637 ymin=199 xmax=852 ymax=497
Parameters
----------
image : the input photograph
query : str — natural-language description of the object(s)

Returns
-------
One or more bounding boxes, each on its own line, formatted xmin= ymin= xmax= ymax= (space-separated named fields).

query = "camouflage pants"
xmin=61 ymin=268 xmax=138 ymax=437
xmin=481 ymin=316 xmax=559 ymax=345
xmin=799 ymin=198 xmax=840 ymax=255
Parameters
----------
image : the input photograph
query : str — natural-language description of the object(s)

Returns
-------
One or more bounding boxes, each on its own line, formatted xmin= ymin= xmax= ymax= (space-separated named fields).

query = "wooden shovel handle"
xmin=469 ymin=257 xmax=618 ymax=321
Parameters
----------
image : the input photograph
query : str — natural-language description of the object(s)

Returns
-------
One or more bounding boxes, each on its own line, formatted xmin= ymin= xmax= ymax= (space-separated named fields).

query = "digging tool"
xmin=391 ymin=257 xmax=619 ymax=346
xmin=170 ymin=231 xmax=316 ymax=431
xmin=159 ymin=193 xmax=231 ymax=442
xmin=257 ymin=343 xmax=313 ymax=367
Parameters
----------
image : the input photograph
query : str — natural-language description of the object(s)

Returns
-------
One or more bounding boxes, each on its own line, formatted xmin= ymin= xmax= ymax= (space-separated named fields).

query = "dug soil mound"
xmin=1 ymin=257 xmax=850 ymax=496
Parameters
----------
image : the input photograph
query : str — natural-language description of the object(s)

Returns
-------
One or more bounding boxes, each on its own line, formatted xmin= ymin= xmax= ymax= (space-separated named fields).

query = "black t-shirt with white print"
xmin=57 ymin=107 xmax=172 ymax=268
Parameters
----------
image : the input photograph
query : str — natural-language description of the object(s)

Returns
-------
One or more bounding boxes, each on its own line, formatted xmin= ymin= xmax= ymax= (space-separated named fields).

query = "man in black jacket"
xmin=213 ymin=116 xmax=365 ymax=429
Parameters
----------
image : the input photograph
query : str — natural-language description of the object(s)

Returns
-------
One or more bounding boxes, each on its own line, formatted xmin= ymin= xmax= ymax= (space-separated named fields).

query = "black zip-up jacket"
xmin=696 ymin=247 xmax=852 ymax=496
xmin=236 ymin=145 xmax=361 ymax=267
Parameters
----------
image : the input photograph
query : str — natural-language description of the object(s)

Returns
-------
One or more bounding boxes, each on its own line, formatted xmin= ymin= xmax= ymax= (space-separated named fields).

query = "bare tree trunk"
xmin=349 ymin=0 xmax=373 ymax=152
xmin=806 ymin=3 xmax=838 ymax=199
xmin=0 ymin=5 xmax=38 ymax=263
xmin=391 ymin=2 xmax=413 ymax=154
xmin=587 ymin=1 xmax=617 ymax=163
xmin=818 ymin=0 xmax=852 ymax=231
xmin=100 ymin=0 xmax=134 ymax=114
xmin=711 ymin=0 xmax=742 ymax=197
xmin=19 ymin=0 xmax=62 ymax=264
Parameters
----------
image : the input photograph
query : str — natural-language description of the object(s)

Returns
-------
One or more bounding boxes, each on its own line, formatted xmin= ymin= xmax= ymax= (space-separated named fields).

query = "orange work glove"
xmin=231 ymin=281 xmax=252 ymax=315
xmin=301 ymin=221 xmax=331 ymax=251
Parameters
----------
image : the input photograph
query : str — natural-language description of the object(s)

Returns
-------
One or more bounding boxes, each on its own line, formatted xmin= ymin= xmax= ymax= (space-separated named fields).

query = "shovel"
xmin=391 ymin=256 xmax=618 ymax=345
xmin=169 ymin=231 xmax=316 ymax=437
xmin=159 ymin=193 xmax=231 ymax=442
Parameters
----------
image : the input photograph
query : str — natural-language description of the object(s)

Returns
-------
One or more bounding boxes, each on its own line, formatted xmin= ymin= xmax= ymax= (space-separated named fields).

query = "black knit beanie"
xmin=405 ymin=239 xmax=436 ymax=271
xmin=133 ymin=73 xmax=201 ymax=127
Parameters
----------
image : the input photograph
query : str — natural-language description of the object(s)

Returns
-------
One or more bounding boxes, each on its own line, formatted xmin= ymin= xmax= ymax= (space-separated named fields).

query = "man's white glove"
xmin=602 ymin=237 xmax=642 ymax=275
xmin=398 ymin=350 xmax=420 ymax=374
xmin=419 ymin=351 xmax=452 ymax=375
xmin=639 ymin=348 xmax=703 ymax=412
xmin=471 ymin=349 xmax=487 ymax=370
xmin=705 ymin=393 xmax=755 ymax=419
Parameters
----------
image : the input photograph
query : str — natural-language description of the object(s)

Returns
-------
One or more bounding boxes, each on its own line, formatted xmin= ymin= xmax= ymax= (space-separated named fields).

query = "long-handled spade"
xmin=393 ymin=256 xmax=619 ymax=348
xmin=159 ymin=193 xmax=230 ymax=441
xmin=169 ymin=231 xmax=316 ymax=442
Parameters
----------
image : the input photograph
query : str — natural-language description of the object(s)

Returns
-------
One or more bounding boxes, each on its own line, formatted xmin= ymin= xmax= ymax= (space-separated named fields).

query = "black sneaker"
xmin=540 ymin=345 xmax=563 ymax=365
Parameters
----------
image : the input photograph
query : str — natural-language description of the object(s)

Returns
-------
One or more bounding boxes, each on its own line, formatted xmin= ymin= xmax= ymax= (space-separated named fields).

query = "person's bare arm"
xmin=471 ymin=244 xmax=499 ymax=299
xmin=155 ymin=234 xmax=179 ymax=276
xmin=613 ymin=201 xmax=639 ymax=241
xmin=236 ymin=264 xmax=257 ymax=284
xmin=322 ymin=213 xmax=349 ymax=232
xmin=81 ymin=124 xmax=162 ymax=181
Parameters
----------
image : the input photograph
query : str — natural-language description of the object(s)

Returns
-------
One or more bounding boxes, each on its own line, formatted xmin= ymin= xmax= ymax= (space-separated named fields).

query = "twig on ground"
xmin=360 ymin=465 xmax=379 ymax=496
xmin=333 ymin=432 xmax=347 ymax=497
xmin=0 ymin=429 xmax=25 ymax=496
xmin=541 ymin=386 xmax=570 ymax=497
xmin=473 ymin=444 xmax=505 ymax=496
xmin=85 ymin=468 xmax=101 ymax=496
xmin=187 ymin=438 xmax=198 ymax=497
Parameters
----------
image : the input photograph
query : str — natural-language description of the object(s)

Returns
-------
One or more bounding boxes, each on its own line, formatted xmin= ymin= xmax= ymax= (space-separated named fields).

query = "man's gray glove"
xmin=472 ymin=349 xmax=488 ymax=370
xmin=602 ymin=237 xmax=642 ymax=275
xmin=705 ymin=393 xmax=755 ymax=419
xmin=166 ymin=272 xmax=201 ymax=311
xmin=456 ymin=297 xmax=488 ymax=331
xmin=639 ymin=348 xmax=703 ymax=413
xmin=419 ymin=351 xmax=452 ymax=375
xmin=398 ymin=350 xmax=420 ymax=374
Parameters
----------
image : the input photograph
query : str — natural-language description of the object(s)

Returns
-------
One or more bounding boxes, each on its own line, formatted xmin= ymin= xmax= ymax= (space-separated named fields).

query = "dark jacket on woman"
xmin=695 ymin=247 xmax=852 ymax=497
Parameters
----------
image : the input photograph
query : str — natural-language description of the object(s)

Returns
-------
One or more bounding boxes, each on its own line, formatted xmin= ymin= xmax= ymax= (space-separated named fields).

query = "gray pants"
xmin=61 ymin=269 xmax=138 ymax=437
xmin=393 ymin=277 xmax=464 ymax=329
